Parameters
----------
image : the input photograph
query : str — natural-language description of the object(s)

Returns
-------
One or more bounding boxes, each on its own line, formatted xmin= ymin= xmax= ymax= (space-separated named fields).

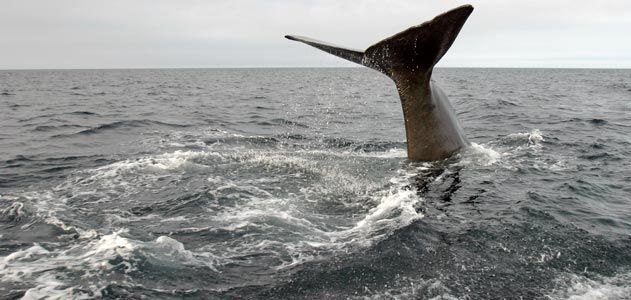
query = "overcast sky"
xmin=1 ymin=0 xmax=630 ymax=69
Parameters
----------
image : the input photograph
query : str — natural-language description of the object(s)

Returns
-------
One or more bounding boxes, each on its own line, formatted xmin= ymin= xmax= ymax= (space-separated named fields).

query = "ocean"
xmin=1 ymin=68 xmax=630 ymax=299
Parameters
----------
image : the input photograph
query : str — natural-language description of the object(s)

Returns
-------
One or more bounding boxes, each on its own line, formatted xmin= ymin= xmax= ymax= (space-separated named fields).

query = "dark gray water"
xmin=1 ymin=68 xmax=631 ymax=299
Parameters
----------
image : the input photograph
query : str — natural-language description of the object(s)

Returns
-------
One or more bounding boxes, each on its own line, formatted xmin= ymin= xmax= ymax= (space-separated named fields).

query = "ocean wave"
xmin=18 ymin=111 xmax=100 ymax=124
xmin=253 ymin=118 xmax=310 ymax=128
xmin=52 ymin=120 xmax=192 ymax=137
xmin=3 ymin=155 xmax=33 ymax=164
xmin=68 ymin=111 xmax=99 ymax=116
xmin=608 ymin=82 xmax=631 ymax=91
xmin=31 ymin=124 xmax=85 ymax=132
xmin=579 ymin=153 xmax=616 ymax=161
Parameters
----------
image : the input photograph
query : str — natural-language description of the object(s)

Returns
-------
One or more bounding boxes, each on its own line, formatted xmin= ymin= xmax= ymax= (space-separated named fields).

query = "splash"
xmin=458 ymin=142 xmax=501 ymax=166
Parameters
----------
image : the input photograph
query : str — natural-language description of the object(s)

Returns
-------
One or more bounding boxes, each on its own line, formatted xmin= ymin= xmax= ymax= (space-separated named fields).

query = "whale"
xmin=286 ymin=5 xmax=473 ymax=161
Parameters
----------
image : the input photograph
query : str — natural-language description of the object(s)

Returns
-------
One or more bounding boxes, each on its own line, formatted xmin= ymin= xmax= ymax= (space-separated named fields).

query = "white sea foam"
xmin=347 ymin=278 xmax=456 ymax=300
xmin=66 ymin=139 xmax=398 ymax=213
xmin=190 ymin=165 xmax=424 ymax=270
xmin=316 ymin=169 xmax=423 ymax=250
xmin=548 ymin=272 xmax=631 ymax=300
xmin=354 ymin=188 xmax=421 ymax=232
xmin=458 ymin=142 xmax=502 ymax=166
xmin=89 ymin=150 xmax=221 ymax=179
xmin=457 ymin=129 xmax=546 ymax=168
xmin=159 ymin=215 xmax=189 ymax=223
xmin=501 ymin=129 xmax=574 ymax=172
xmin=303 ymin=147 xmax=407 ymax=159
xmin=21 ymin=272 xmax=94 ymax=300
xmin=506 ymin=128 xmax=545 ymax=146
xmin=368 ymin=148 xmax=408 ymax=158
xmin=0 ymin=129 xmax=496 ymax=291
xmin=0 ymin=230 xmax=218 ymax=297
xmin=0 ymin=131 xmax=432 ymax=290
xmin=457 ymin=129 xmax=571 ymax=173
xmin=0 ymin=201 xmax=27 ymax=221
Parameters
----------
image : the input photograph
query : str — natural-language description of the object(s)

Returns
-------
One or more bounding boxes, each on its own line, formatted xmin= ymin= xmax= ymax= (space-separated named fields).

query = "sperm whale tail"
xmin=285 ymin=4 xmax=473 ymax=80
xmin=285 ymin=5 xmax=473 ymax=161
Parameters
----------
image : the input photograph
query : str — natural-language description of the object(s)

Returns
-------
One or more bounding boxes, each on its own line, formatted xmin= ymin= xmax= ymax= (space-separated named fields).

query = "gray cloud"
xmin=1 ymin=0 xmax=630 ymax=69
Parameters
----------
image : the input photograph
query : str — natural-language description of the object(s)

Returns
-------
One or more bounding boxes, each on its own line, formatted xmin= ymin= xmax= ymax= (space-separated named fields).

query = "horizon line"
xmin=2 ymin=66 xmax=631 ymax=71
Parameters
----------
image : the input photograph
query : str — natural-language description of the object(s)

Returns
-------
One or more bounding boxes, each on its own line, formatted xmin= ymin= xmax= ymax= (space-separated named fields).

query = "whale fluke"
xmin=284 ymin=35 xmax=365 ymax=66
xmin=286 ymin=5 xmax=474 ymax=161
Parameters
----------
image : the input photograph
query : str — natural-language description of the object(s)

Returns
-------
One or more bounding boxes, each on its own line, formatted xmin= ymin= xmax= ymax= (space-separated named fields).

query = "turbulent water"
xmin=1 ymin=68 xmax=631 ymax=299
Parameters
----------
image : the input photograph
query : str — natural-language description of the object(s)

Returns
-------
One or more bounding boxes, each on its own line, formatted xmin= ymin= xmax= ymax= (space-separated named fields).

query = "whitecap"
xmin=548 ymin=272 xmax=631 ymax=300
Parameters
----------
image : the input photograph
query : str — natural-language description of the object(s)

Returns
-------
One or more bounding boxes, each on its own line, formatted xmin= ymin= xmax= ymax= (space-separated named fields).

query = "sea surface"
xmin=1 ymin=68 xmax=631 ymax=299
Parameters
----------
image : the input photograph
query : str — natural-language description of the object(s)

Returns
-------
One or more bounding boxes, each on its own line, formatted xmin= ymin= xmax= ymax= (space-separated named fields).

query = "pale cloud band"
xmin=1 ymin=0 xmax=630 ymax=69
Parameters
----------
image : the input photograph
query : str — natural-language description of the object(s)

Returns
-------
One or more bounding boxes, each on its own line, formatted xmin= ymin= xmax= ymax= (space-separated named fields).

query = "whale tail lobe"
xmin=285 ymin=4 xmax=473 ymax=80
